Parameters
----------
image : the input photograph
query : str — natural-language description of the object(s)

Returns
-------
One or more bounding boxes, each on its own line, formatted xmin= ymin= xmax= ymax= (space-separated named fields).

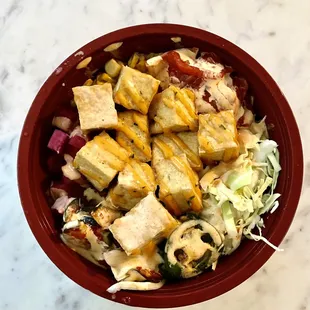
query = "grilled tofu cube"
xmin=198 ymin=110 xmax=239 ymax=163
xmin=115 ymin=111 xmax=151 ymax=163
xmin=152 ymin=131 xmax=202 ymax=171
xmin=113 ymin=66 xmax=160 ymax=115
xmin=149 ymin=86 xmax=198 ymax=134
xmin=73 ymin=131 xmax=129 ymax=191
xmin=91 ymin=206 xmax=122 ymax=229
xmin=153 ymin=154 xmax=202 ymax=216
xmin=72 ymin=84 xmax=117 ymax=131
xmin=109 ymin=193 xmax=178 ymax=255
xmin=107 ymin=159 xmax=156 ymax=211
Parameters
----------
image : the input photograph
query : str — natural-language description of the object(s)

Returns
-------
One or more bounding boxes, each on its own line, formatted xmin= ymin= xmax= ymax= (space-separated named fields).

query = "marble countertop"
xmin=0 ymin=0 xmax=309 ymax=309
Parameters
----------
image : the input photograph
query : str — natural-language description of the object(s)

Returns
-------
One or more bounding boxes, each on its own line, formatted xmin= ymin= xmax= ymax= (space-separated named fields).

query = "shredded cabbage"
xmin=221 ymin=201 xmax=238 ymax=238
xmin=225 ymin=166 xmax=253 ymax=191
xmin=254 ymin=140 xmax=277 ymax=163
xmin=209 ymin=181 xmax=254 ymax=213
xmin=201 ymin=126 xmax=282 ymax=253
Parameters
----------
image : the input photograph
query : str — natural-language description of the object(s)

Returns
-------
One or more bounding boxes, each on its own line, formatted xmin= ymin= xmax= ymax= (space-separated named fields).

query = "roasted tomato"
xmin=162 ymin=51 xmax=204 ymax=88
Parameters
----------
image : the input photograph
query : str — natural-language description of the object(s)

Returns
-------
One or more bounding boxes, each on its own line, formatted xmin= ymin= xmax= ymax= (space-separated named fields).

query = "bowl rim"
xmin=17 ymin=23 xmax=303 ymax=308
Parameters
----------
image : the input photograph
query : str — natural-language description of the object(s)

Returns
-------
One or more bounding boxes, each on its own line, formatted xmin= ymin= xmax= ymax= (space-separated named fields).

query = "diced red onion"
xmin=65 ymin=135 xmax=86 ymax=157
xmin=47 ymin=129 xmax=69 ymax=154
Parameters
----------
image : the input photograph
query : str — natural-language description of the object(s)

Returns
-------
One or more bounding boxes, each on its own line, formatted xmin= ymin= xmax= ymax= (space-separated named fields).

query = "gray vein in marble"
xmin=1 ymin=68 xmax=9 ymax=84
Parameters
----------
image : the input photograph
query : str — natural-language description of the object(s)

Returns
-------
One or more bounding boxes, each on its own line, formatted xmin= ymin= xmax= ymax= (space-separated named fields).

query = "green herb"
xmin=219 ymin=124 xmax=226 ymax=130
xmin=159 ymin=254 xmax=182 ymax=280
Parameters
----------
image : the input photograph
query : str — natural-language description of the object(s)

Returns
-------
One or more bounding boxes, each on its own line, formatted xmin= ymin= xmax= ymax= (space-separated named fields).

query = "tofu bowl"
xmin=18 ymin=24 xmax=303 ymax=308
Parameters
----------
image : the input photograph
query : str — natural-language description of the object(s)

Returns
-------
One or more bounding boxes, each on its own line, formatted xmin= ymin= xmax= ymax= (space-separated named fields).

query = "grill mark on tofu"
xmin=158 ymin=182 xmax=182 ymax=216
xmin=162 ymin=86 xmax=197 ymax=131
xmin=116 ymin=111 xmax=152 ymax=162
xmin=108 ymin=159 xmax=156 ymax=210
xmin=123 ymin=81 xmax=148 ymax=112
xmin=165 ymin=133 xmax=202 ymax=170
xmin=153 ymin=154 xmax=202 ymax=215
xmin=198 ymin=111 xmax=239 ymax=163
xmin=153 ymin=137 xmax=175 ymax=158
xmin=149 ymin=86 xmax=198 ymax=134
xmin=113 ymin=66 xmax=160 ymax=115
xmin=73 ymin=132 xmax=130 ymax=190
xmin=153 ymin=133 xmax=202 ymax=171
xmin=126 ymin=162 xmax=154 ymax=192
xmin=93 ymin=135 xmax=129 ymax=170
xmin=169 ymin=156 xmax=202 ymax=212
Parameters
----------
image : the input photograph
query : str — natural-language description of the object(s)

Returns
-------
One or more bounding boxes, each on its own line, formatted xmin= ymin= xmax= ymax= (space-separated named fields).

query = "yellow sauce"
xmin=166 ymin=133 xmax=202 ymax=170
xmin=163 ymin=98 xmax=196 ymax=131
xmin=170 ymin=156 xmax=202 ymax=212
xmin=94 ymin=135 xmax=129 ymax=162
xmin=115 ymin=135 xmax=134 ymax=157
xmin=199 ymin=116 xmax=225 ymax=143
xmin=117 ymin=120 xmax=151 ymax=158
xmin=140 ymin=163 xmax=156 ymax=188
xmin=124 ymin=84 xmax=147 ymax=113
xmin=172 ymin=86 xmax=196 ymax=120
xmin=198 ymin=136 xmax=213 ymax=152
xmin=115 ymin=92 xmax=131 ymax=110
xmin=93 ymin=135 xmax=128 ymax=171
xmin=133 ymin=112 xmax=149 ymax=133
xmin=157 ymin=181 xmax=181 ymax=216
xmin=153 ymin=137 xmax=174 ymax=158
xmin=126 ymin=162 xmax=152 ymax=192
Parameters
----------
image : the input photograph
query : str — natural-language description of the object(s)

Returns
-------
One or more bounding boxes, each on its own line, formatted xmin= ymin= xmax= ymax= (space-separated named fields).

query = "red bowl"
xmin=17 ymin=24 xmax=303 ymax=308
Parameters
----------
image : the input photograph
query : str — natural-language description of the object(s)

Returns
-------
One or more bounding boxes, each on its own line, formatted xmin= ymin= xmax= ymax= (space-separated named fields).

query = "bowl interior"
xmin=18 ymin=24 xmax=303 ymax=308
